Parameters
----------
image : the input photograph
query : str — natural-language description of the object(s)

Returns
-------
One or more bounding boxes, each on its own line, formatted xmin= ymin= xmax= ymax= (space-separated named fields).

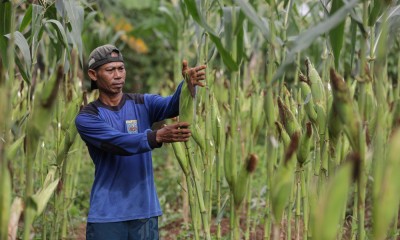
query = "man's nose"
xmin=114 ymin=69 xmax=122 ymax=78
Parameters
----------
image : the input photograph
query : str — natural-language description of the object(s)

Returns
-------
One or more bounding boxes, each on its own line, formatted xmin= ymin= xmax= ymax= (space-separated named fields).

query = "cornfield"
xmin=1 ymin=0 xmax=400 ymax=239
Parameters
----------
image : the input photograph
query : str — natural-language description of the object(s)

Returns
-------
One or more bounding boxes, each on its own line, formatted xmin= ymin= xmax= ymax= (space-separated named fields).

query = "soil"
xmin=72 ymin=208 xmax=398 ymax=240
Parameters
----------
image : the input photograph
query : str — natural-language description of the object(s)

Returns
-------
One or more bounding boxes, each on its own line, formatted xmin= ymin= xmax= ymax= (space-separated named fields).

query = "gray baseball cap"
xmin=88 ymin=44 xmax=124 ymax=90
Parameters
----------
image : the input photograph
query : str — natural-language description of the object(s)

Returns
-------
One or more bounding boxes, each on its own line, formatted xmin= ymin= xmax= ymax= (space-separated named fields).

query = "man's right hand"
xmin=156 ymin=122 xmax=191 ymax=143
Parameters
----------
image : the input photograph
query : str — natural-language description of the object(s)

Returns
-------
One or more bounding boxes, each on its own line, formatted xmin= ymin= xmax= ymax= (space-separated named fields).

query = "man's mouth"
xmin=113 ymin=82 xmax=124 ymax=88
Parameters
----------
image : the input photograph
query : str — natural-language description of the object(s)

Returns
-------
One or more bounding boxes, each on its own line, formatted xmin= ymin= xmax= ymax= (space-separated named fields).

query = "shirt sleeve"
xmin=144 ymin=81 xmax=183 ymax=123
xmin=75 ymin=113 xmax=162 ymax=156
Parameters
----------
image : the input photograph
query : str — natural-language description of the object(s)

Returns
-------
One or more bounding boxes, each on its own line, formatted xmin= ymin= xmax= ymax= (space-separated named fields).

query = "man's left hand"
xmin=181 ymin=60 xmax=207 ymax=97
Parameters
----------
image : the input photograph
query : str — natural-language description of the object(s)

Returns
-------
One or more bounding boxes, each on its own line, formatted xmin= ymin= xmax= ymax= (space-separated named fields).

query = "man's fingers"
xmin=196 ymin=65 xmax=207 ymax=71
xmin=182 ymin=60 xmax=188 ymax=73
xmin=177 ymin=122 xmax=190 ymax=128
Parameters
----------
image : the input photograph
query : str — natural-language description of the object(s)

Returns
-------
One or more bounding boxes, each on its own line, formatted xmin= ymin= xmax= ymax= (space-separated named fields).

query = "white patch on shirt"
xmin=126 ymin=120 xmax=138 ymax=134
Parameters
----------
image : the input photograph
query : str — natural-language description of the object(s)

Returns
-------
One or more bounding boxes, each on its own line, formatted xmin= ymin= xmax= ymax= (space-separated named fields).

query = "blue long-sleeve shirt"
xmin=75 ymin=82 xmax=182 ymax=223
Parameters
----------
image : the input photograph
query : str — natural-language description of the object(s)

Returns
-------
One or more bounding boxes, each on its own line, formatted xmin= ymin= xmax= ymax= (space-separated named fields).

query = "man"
xmin=75 ymin=44 xmax=206 ymax=240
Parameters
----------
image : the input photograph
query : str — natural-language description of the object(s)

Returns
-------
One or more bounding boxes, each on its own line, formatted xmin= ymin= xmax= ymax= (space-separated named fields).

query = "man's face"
xmin=90 ymin=61 xmax=126 ymax=94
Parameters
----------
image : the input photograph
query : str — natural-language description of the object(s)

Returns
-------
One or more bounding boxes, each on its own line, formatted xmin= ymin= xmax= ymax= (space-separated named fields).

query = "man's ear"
xmin=88 ymin=69 xmax=97 ymax=81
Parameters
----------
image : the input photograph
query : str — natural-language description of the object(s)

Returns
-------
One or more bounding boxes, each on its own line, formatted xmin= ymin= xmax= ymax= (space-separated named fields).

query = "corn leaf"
xmin=15 ymin=55 xmax=30 ymax=83
xmin=349 ymin=18 xmax=357 ymax=73
xmin=31 ymin=4 xmax=44 ymax=49
xmin=184 ymin=0 xmax=238 ymax=71
xmin=233 ymin=0 xmax=270 ymax=40
xmin=63 ymin=0 xmax=84 ymax=63
xmin=44 ymin=19 xmax=69 ymax=50
xmin=329 ymin=0 xmax=345 ymax=69
xmin=29 ymin=166 xmax=60 ymax=217
xmin=5 ymin=134 xmax=25 ymax=161
xmin=272 ymin=0 xmax=357 ymax=83
xmin=19 ymin=4 xmax=32 ymax=32
xmin=5 ymin=31 xmax=31 ymax=71
xmin=0 ymin=1 xmax=11 ymax=68
xmin=368 ymin=0 xmax=383 ymax=26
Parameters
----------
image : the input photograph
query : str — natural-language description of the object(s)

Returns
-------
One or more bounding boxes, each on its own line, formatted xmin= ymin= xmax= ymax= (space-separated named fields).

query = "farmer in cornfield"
xmin=75 ymin=44 xmax=206 ymax=240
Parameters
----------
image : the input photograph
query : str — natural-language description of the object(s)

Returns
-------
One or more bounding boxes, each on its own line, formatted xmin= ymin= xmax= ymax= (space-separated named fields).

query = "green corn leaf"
xmin=272 ymin=0 xmax=358 ymax=83
xmin=183 ymin=0 xmax=203 ymax=29
xmin=28 ymin=166 xmax=60 ymax=217
xmin=44 ymin=19 xmax=69 ymax=49
xmin=5 ymin=134 xmax=25 ymax=161
xmin=183 ymin=0 xmax=238 ymax=71
xmin=63 ymin=0 xmax=84 ymax=62
xmin=236 ymin=22 xmax=244 ymax=65
xmin=209 ymin=34 xmax=239 ymax=71
xmin=223 ymin=7 xmax=234 ymax=55
xmin=5 ymin=31 xmax=32 ymax=71
xmin=233 ymin=0 xmax=270 ymax=40
xmin=368 ymin=0 xmax=383 ymax=26
xmin=349 ymin=18 xmax=357 ymax=72
xmin=329 ymin=0 xmax=345 ymax=69
xmin=0 ymin=1 xmax=11 ymax=68
xmin=15 ymin=55 xmax=30 ymax=83
xmin=31 ymin=4 xmax=44 ymax=52
xmin=19 ymin=4 xmax=32 ymax=32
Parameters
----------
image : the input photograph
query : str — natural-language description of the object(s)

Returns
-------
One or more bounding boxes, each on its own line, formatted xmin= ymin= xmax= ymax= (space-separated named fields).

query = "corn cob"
xmin=172 ymin=142 xmax=189 ymax=175
xmin=271 ymin=132 xmax=299 ymax=222
xmin=372 ymin=129 xmax=400 ymax=239
xmin=61 ymin=94 xmax=82 ymax=131
xmin=297 ymin=122 xmax=312 ymax=165
xmin=233 ymin=154 xmax=258 ymax=208
xmin=306 ymin=58 xmax=325 ymax=105
xmin=179 ymin=72 xmax=195 ymax=123
xmin=314 ymin=103 xmax=327 ymax=135
xmin=211 ymin=94 xmax=221 ymax=147
xmin=312 ymin=161 xmax=352 ymax=240
xmin=251 ymin=91 xmax=264 ymax=137
xmin=278 ymin=97 xmax=301 ymax=137
xmin=191 ymin=123 xmax=205 ymax=151
xmin=330 ymin=68 xmax=361 ymax=151
xmin=299 ymin=77 xmax=317 ymax=123
xmin=275 ymin=121 xmax=291 ymax=149
xmin=328 ymin=104 xmax=343 ymax=144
